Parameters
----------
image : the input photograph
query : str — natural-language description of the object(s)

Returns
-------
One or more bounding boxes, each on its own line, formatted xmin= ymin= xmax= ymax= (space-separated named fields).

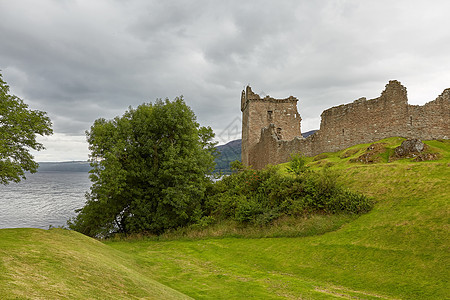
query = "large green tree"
xmin=0 ymin=73 xmax=53 ymax=184
xmin=69 ymin=97 xmax=217 ymax=237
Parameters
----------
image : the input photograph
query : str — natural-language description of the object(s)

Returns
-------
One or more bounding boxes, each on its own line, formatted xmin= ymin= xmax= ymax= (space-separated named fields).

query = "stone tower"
xmin=241 ymin=86 xmax=301 ymax=166
xmin=240 ymin=80 xmax=449 ymax=170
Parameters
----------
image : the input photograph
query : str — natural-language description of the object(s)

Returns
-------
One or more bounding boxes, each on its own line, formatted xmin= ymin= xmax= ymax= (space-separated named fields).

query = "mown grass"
xmin=109 ymin=213 xmax=359 ymax=241
xmin=1 ymin=138 xmax=448 ymax=299
xmin=106 ymin=138 xmax=449 ymax=299
xmin=0 ymin=228 xmax=190 ymax=299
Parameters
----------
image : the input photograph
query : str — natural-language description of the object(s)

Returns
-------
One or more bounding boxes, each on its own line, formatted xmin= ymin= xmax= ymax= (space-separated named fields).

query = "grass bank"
xmin=0 ymin=228 xmax=190 ymax=299
xmin=106 ymin=138 xmax=449 ymax=299
xmin=1 ymin=138 xmax=448 ymax=299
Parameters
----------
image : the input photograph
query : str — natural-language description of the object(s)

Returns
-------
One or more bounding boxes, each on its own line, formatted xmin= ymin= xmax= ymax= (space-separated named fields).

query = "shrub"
xmin=286 ymin=153 xmax=309 ymax=175
xmin=205 ymin=160 xmax=373 ymax=226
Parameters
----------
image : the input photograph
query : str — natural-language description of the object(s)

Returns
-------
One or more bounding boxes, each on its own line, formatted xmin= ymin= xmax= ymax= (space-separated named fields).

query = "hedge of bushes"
xmin=203 ymin=157 xmax=373 ymax=226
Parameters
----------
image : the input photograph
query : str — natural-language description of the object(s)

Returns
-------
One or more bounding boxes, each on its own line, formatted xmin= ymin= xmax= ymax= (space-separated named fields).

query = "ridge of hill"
xmin=0 ymin=228 xmax=190 ymax=299
xmin=302 ymin=129 xmax=317 ymax=138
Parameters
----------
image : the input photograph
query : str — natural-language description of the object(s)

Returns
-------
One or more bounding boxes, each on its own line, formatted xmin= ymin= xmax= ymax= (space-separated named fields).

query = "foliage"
xmin=286 ymin=153 xmax=309 ymax=175
xmin=106 ymin=145 xmax=449 ymax=299
xmin=69 ymin=97 xmax=217 ymax=237
xmin=3 ymin=138 xmax=448 ymax=299
xmin=0 ymin=73 xmax=53 ymax=184
xmin=205 ymin=160 xmax=372 ymax=226
xmin=230 ymin=160 xmax=245 ymax=172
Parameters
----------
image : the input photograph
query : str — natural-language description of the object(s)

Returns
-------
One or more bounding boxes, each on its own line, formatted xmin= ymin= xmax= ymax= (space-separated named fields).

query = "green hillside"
xmin=106 ymin=138 xmax=449 ymax=299
xmin=1 ymin=138 xmax=448 ymax=299
xmin=0 ymin=228 xmax=190 ymax=299
xmin=214 ymin=139 xmax=241 ymax=174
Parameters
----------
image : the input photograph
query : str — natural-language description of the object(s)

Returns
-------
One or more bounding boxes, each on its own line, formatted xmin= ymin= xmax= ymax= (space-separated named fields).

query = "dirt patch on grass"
xmin=350 ymin=143 xmax=387 ymax=164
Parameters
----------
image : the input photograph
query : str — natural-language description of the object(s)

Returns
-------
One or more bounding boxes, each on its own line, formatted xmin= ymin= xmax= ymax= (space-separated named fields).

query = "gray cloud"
xmin=1 ymin=0 xmax=449 ymax=161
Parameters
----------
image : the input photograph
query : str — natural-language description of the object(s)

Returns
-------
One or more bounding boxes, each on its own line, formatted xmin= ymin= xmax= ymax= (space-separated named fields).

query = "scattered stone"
xmin=391 ymin=139 xmax=439 ymax=161
xmin=414 ymin=152 xmax=439 ymax=162
xmin=394 ymin=139 xmax=424 ymax=157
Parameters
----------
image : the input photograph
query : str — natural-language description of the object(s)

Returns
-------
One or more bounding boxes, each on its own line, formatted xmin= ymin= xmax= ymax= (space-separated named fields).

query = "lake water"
xmin=0 ymin=172 xmax=91 ymax=229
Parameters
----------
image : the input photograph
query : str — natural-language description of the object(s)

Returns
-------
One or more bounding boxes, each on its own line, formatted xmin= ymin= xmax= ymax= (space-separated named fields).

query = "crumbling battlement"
xmin=243 ymin=81 xmax=450 ymax=169
xmin=241 ymin=86 xmax=301 ymax=166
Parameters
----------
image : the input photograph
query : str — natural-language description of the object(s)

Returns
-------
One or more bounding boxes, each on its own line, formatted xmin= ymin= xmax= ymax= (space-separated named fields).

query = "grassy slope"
xmin=0 ymin=228 xmax=190 ymax=299
xmin=1 ymin=138 xmax=448 ymax=299
xmin=107 ymin=138 xmax=449 ymax=299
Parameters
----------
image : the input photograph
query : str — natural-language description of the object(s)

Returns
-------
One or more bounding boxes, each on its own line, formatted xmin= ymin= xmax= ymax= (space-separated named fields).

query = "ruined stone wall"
xmin=244 ymin=81 xmax=450 ymax=169
xmin=241 ymin=86 xmax=301 ymax=166
xmin=407 ymin=88 xmax=450 ymax=140
xmin=249 ymin=125 xmax=310 ymax=169
xmin=314 ymin=80 xmax=411 ymax=153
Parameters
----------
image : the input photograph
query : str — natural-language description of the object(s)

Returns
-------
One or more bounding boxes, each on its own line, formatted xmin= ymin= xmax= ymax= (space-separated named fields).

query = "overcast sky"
xmin=1 ymin=0 xmax=449 ymax=161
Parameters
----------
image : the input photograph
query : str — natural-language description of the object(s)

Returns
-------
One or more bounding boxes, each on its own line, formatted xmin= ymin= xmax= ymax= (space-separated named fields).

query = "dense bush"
xmin=205 ymin=159 xmax=373 ymax=226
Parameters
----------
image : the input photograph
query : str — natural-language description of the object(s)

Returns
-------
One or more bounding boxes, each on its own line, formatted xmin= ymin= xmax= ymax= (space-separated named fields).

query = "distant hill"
xmin=302 ymin=130 xmax=317 ymax=138
xmin=37 ymin=161 xmax=92 ymax=172
xmin=214 ymin=139 xmax=241 ymax=174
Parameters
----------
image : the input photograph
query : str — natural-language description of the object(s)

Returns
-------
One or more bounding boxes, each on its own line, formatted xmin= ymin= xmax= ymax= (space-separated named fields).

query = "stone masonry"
xmin=241 ymin=81 xmax=450 ymax=169
xmin=241 ymin=86 xmax=301 ymax=166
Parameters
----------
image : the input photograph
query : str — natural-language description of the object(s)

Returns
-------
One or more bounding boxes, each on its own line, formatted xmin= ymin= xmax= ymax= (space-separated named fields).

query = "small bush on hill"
xmin=286 ymin=153 xmax=309 ymax=175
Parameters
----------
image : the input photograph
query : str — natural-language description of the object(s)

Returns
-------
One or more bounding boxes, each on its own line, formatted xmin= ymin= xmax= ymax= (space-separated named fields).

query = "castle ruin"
xmin=241 ymin=80 xmax=450 ymax=169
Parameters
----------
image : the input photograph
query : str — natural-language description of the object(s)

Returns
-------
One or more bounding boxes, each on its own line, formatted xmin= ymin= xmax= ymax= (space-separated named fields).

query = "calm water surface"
xmin=0 ymin=172 xmax=91 ymax=229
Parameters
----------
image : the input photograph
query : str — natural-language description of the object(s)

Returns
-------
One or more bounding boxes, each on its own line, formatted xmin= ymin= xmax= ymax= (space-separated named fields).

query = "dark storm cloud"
xmin=1 ymin=0 xmax=449 ymax=161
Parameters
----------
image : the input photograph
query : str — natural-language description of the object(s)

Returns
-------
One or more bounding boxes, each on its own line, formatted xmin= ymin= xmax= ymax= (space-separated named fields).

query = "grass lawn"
xmin=106 ymin=138 xmax=449 ymax=299
xmin=1 ymin=138 xmax=448 ymax=299
xmin=0 ymin=228 xmax=190 ymax=299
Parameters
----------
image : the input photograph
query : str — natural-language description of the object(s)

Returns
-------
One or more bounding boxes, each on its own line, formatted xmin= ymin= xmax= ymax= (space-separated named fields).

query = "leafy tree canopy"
xmin=0 ymin=73 xmax=53 ymax=184
xmin=69 ymin=97 xmax=217 ymax=237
